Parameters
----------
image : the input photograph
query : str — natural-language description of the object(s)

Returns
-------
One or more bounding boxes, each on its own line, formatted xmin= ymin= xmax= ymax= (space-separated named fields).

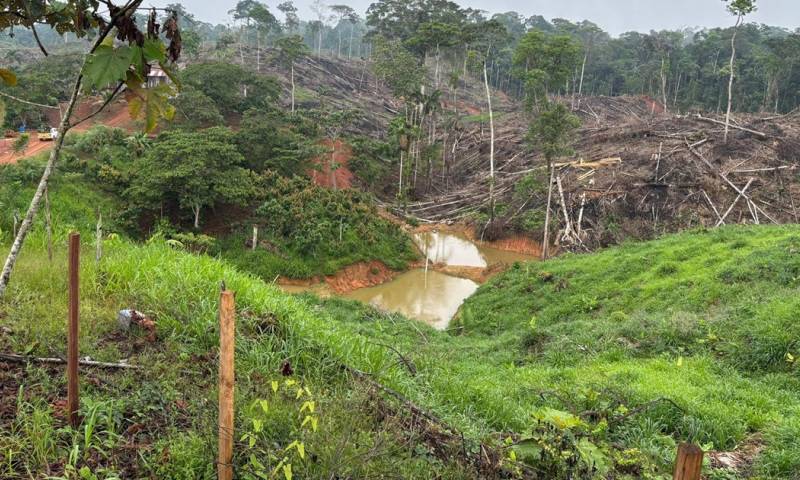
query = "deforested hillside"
xmin=404 ymin=94 xmax=800 ymax=249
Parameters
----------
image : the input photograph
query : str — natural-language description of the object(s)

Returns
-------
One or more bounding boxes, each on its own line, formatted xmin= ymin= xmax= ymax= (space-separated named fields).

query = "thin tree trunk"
xmin=95 ymin=212 xmax=102 ymax=263
xmin=348 ymin=24 xmax=354 ymax=59
xmin=256 ymin=30 xmax=261 ymax=72
xmin=578 ymin=52 xmax=587 ymax=97
xmin=542 ymin=165 xmax=555 ymax=260
xmin=725 ymin=15 xmax=742 ymax=143
xmin=44 ymin=187 xmax=52 ymax=262
xmin=483 ymin=60 xmax=495 ymax=223
xmin=290 ymin=63 xmax=296 ymax=113
xmin=398 ymin=150 xmax=404 ymax=199
xmin=193 ymin=205 xmax=201 ymax=229
xmin=660 ymin=56 xmax=669 ymax=113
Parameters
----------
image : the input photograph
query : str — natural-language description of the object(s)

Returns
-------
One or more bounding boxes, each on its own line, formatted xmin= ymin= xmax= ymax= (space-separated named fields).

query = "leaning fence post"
xmin=218 ymin=288 xmax=236 ymax=480
xmin=67 ymin=232 xmax=80 ymax=428
xmin=673 ymin=443 xmax=703 ymax=480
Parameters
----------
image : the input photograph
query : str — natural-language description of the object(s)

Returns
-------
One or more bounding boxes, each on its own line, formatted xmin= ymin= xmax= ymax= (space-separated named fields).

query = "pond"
xmin=285 ymin=230 xmax=536 ymax=329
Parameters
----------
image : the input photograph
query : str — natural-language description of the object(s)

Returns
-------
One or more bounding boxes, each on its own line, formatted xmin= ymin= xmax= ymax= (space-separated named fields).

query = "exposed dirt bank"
xmin=278 ymin=260 xmax=403 ymax=294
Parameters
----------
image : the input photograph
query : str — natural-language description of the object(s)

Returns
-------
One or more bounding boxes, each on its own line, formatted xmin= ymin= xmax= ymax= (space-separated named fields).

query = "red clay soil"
xmin=279 ymin=260 xmax=401 ymax=294
xmin=0 ymin=98 xmax=136 ymax=165
xmin=309 ymin=139 xmax=354 ymax=189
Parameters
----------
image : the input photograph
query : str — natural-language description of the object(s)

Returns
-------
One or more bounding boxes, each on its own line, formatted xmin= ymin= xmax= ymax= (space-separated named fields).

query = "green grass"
xmin=0 ymin=236 xmax=472 ymax=479
xmin=3 ymin=223 xmax=800 ymax=477
xmin=303 ymin=225 xmax=800 ymax=478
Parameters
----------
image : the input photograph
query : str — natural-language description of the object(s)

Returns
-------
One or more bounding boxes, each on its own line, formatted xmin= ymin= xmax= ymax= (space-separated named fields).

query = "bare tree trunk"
xmin=725 ymin=15 xmax=742 ymax=143
xmin=290 ymin=63 xmax=296 ymax=113
xmin=256 ymin=30 xmax=261 ymax=72
xmin=542 ymin=165 xmax=555 ymax=260
xmin=44 ymin=187 xmax=52 ymax=262
xmin=330 ymin=146 xmax=338 ymax=190
xmin=398 ymin=150 xmax=404 ymax=199
xmin=193 ymin=205 xmax=201 ymax=229
xmin=435 ymin=43 xmax=440 ymax=88
xmin=348 ymin=24 xmax=354 ymax=59
xmin=483 ymin=60 xmax=495 ymax=223
xmin=660 ymin=56 xmax=669 ymax=114
xmin=578 ymin=52 xmax=587 ymax=98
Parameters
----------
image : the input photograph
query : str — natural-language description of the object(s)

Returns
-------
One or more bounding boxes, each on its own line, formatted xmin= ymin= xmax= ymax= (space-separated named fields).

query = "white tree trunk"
xmin=483 ymin=60 xmax=495 ymax=222
xmin=193 ymin=205 xmax=201 ymax=229
xmin=725 ymin=15 xmax=742 ymax=143
xmin=660 ymin=56 xmax=669 ymax=114
xmin=542 ymin=165 xmax=555 ymax=260
xmin=348 ymin=24 xmax=354 ymax=59
xmin=290 ymin=63 xmax=296 ymax=113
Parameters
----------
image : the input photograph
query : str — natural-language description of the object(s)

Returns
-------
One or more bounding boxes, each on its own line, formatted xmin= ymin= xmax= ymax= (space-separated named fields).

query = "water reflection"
xmin=414 ymin=231 xmax=536 ymax=267
xmin=344 ymin=269 xmax=478 ymax=330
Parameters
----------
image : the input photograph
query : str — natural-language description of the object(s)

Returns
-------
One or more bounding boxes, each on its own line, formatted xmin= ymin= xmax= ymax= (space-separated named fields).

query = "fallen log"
xmin=694 ymin=114 xmax=769 ymax=139
xmin=0 ymin=352 xmax=142 ymax=369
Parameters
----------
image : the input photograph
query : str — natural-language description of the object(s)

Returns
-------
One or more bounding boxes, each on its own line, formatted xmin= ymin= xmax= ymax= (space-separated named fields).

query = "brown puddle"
xmin=283 ymin=231 xmax=537 ymax=329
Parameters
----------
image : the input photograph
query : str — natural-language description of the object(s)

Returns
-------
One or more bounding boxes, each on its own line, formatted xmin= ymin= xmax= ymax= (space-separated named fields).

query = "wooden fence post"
xmin=218 ymin=289 xmax=235 ymax=480
xmin=67 ymin=232 xmax=80 ymax=428
xmin=673 ymin=443 xmax=703 ymax=480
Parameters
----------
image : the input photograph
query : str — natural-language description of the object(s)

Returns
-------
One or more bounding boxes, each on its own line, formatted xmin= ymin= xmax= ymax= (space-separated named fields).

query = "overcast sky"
xmin=162 ymin=0 xmax=799 ymax=36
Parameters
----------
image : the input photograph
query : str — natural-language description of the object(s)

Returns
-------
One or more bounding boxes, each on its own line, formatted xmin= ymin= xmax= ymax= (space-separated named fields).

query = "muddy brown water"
xmin=285 ymin=232 xmax=536 ymax=329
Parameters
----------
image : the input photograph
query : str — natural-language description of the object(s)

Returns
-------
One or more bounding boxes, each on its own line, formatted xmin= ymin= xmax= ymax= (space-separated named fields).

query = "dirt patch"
xmin=324 ymin=260 xmax=399 ymax=293
xmin=309 ymin=139 xmax=355 ymax=189
xmin=0 ymin=98 xmax=136 ymax=165
xmin=708 ymin=435 xmax=764 ymax=477
xmin=279 ymin=260 xmax=403 ymax=294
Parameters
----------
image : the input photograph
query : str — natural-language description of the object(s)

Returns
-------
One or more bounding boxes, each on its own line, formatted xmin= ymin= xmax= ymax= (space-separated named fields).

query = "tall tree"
xmin=329 ymin=5 xmax=356 ymax=58
xmin=275 ymin=35 xmax=310 ymax=113
xmin=527 ymin=101 xmax=580 ymax=259
xmin=127 ymin=128 xmax=257 ymax=229
xmin=722 ymin=0 xmax=757 ymax=142
xmin=277 ymin=1 xmax=300 ymax=33
xmin=468 ymin=19 xmax=508 ymax=224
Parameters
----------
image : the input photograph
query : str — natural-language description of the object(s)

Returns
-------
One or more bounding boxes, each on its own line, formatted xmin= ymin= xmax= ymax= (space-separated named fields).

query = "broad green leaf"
xmin=533 ymin=407 xmax=585 ymax=430
xmin=297 ymin=442 xmax=305 ymax=460
xmin=259 ymin=399 xmax=269 ymax=413
xmin=0 ymin=68 xmax=17 ymax=86
xmin=85 ymin=45 xmax=133 ymax=88
xmin=282 ymin=463 xmax=292 ymax=480
xmin=127 ymin=83 xmax=176 ymax=133
xmin=159 ymin=61 xmax=182 ymax=89
xmin=513 ymin=438 xmax=542 ymax=463
xmin=271 ymin=381 xmax=279 ymax=393
xmin=576 ymin=438 xmax=611 ymax=474
xmin=143 ymin=38 xmax=166 ymax=62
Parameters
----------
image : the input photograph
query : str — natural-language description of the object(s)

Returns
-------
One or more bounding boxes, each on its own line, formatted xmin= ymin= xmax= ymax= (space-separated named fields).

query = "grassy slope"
xmin=309 ymin=226 xmax=800 ymax=478
xmin=3 ymin=223 xmax=800 ymax=478
xmin=0 ymin=239 xmax=471 ymax=478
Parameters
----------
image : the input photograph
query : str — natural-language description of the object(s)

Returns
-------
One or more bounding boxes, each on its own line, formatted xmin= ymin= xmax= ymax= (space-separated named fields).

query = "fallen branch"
xmin=694 ymin=114 xmax=769 ymax=139
xmin=0 ymin=352 xmax=142 ymax=370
